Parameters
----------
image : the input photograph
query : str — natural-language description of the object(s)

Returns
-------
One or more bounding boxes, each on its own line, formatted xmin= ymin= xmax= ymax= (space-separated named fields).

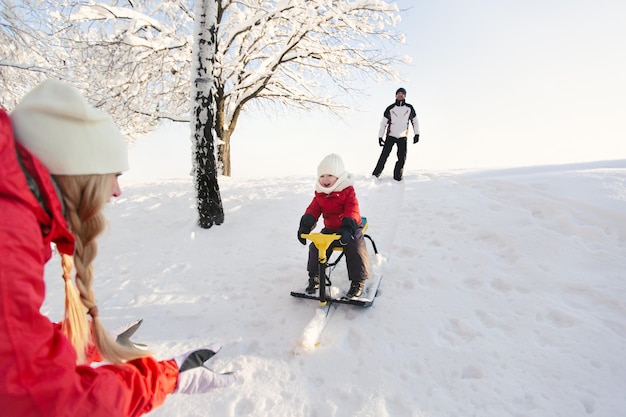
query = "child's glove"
xmin=339 ymin=230 xmax=352 ymax=245
xmin=298 ymin=214 xmax=317 ymax=245
xmin=413 ymin=134 xmax=419 ymax=144
xmin=378 ymin=137 xmax=385 ymax=146
xmin=338 ymin=217 xmax=358 ymax=246
xmin=173 ymin=344 xmax=237 ymax=394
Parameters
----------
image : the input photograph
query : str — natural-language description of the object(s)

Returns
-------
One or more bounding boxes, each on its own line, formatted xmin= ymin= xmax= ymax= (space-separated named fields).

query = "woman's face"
xmin=319 ymin=174 xmax=338 ymax=188
xmin=109 ymin=174 xmax=122 ymax=200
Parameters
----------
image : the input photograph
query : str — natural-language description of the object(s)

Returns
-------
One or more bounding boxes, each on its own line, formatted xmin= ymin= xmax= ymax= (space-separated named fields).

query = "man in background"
xmin=372 ymin=87 xmax=420 ymax=181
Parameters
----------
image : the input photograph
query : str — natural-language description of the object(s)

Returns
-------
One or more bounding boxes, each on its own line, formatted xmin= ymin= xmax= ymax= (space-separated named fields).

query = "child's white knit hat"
xmin=11 ymin=79 xmax=129 ymax=175
xmin=317 ymin=153 xmax=346 ymax=178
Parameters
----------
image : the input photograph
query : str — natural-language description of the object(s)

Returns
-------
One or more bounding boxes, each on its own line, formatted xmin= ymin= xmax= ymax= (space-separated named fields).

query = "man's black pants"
xmin=372 ymin=136 xmax=407 ymax=181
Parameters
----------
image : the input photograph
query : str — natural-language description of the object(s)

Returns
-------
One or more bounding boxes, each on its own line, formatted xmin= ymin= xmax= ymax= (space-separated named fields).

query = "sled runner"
xmin=290 ymin=217 xmax=382 ymax=307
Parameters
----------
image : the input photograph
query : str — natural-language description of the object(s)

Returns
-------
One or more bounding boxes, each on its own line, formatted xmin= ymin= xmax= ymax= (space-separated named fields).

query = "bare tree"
xmin=192 ymin=0 xmax=223 ymax=228
xmin=1 ymin=0 xmax=193 ymax=138
xmin=213 ymin=0 xmax=405 ymax=175
xmin=1 ymin=0 xmax=406 ymax=175
xmin=0 ymin=0 xmax=61 ymax=106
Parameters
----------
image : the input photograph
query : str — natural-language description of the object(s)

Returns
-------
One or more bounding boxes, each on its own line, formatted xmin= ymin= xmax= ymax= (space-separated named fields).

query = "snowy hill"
xmin=41 ymin=161 xmax=626 ymax=417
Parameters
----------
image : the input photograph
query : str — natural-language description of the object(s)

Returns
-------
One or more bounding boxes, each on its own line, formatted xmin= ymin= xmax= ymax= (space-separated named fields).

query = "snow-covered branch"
xmin=1 ymin=0 xmax=407 ymax=174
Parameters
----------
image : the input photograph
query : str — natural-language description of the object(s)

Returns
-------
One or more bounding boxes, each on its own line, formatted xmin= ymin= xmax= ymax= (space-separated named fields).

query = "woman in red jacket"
xmin=297 ymin=153 xmax=370 ymax=298
xmin=0 ymin=80 xmax=235 ymax=417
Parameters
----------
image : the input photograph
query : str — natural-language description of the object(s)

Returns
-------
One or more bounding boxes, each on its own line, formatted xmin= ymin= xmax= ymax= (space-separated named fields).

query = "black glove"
xmin=173 ymin=343 xmax=237 ymax=394
xmin=413 ymin=134 xmax=419 ymax=144
xmin=378 ymin=137 xmax=385 ymax=147
xmin=338 ymin=217 xmax=358 ymax=246
xmin=298 ymin=213 xmax=317 ymax=245
xmin=339 ymin=231 xmax=352 ymax=245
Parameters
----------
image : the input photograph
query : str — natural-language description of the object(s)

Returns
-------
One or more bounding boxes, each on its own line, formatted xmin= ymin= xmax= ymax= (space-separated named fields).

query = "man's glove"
xmin=173 ymin=344 xmax=237 ymax=394
xmin=378 ymin=137 xmax=385 ymax=147
xmin=338 ymin=217 xmax=358 ymax=246
xmin=413 ymin=134 xmax=419 ymax=144
xmin=298 ymin=213 xmax=317 ymax=245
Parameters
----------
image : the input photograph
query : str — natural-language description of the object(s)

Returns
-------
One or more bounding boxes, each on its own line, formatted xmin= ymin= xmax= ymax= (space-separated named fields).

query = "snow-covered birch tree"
xmin=192 ymin=0 xmax=223 ymax=229
xmin=1 ymin=0 xmax=406 ymax=176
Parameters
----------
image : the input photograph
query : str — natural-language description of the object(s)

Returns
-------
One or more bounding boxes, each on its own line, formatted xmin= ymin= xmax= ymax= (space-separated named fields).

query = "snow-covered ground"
xmin=41 ymin=160 xmax=626 ymax=417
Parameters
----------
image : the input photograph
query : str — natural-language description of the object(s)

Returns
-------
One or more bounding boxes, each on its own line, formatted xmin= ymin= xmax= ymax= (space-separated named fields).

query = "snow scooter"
xmin=290 ymin=217 xmax=380 ymax=307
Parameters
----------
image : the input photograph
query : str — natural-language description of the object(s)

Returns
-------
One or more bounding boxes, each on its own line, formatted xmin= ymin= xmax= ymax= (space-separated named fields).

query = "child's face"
xmin=319 ymin=174 xmax=338 ymax=188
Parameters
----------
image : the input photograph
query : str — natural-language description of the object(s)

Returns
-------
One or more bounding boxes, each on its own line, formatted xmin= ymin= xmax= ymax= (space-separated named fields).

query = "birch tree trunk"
xmin=191 ymin=0 xmax=224 ymax=228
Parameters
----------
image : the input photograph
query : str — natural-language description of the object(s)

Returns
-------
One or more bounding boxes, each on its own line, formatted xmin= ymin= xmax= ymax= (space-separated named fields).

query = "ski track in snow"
xmin=39 ymin=166 xmax=626 ymax=417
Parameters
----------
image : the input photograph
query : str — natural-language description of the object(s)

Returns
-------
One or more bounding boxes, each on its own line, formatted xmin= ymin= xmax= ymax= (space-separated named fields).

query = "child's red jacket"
xmin=304 ymin=185 xmax=363 ymax=231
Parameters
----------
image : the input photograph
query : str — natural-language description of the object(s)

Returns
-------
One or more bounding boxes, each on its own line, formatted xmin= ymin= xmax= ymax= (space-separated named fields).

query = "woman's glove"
xmin=173 ymin=344 xmax=237 ymax=394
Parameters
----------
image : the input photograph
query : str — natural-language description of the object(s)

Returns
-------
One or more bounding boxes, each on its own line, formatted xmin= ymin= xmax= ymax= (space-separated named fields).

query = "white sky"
xmin=133 ymin=0 xmax=626 ymax=179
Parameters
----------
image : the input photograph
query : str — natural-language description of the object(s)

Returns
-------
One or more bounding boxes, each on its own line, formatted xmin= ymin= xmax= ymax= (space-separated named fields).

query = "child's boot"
xmin=306 ymin=273 xmax=319 ymax=294
xmin=346 ymin=280 xmax=364 ymax=298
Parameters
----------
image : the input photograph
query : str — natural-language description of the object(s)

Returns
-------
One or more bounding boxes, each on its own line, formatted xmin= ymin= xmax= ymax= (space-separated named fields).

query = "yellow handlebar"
xmin=300 ymin=232 xmax=340 ymax=263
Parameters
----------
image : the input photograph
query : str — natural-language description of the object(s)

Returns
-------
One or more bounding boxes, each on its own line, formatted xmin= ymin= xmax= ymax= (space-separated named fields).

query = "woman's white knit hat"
xmin=11 ymin=79 xmax=129 ymax=175
xmin=317 ymin=153 xmax=346 ymax=178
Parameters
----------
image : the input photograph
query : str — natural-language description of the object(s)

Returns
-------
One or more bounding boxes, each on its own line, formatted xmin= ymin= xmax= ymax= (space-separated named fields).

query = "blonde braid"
xmin=60 ymin=253 xmax=90 ymax=364
xmin=54 ymin=174 xmax=151 ymax=364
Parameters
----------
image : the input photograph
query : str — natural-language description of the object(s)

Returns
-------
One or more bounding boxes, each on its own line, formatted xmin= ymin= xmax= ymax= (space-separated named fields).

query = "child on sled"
xmin=297 ymin=154 xmax=370 ymax=298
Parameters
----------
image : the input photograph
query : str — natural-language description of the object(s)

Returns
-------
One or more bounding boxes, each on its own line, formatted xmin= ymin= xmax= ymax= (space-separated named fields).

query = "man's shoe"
xmin=346 ymin=280 xmax=364 ymax=298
